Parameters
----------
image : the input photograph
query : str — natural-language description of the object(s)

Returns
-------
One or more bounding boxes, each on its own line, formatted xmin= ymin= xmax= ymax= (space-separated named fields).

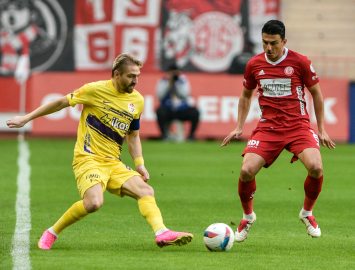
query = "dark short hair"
xmin=262 ymin=20 xmax=285 ymax=40
xmin=111 ymin=53 xmax=143 ymax=77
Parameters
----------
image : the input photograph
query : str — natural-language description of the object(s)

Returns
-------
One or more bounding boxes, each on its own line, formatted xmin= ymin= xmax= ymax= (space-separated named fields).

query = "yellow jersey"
xmin=66 ymin=80 xmax=144 ymax=165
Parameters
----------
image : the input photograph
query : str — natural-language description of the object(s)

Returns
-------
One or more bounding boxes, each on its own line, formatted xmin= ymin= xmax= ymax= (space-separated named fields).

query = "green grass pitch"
xmin=1 ymin=138 xmax=355 ymax=269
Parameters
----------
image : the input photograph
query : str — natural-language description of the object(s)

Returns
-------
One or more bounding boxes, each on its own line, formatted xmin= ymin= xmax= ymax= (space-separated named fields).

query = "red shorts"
xmin=242 ymin=126 xmax=320 ymax=168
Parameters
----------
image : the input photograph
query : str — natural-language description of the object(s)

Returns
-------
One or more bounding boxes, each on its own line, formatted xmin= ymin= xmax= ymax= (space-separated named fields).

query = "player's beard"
xmin=120 ymin=82 xmax=135 ymax=94
xmin=124 ymin=84 xmax=135 ymax=93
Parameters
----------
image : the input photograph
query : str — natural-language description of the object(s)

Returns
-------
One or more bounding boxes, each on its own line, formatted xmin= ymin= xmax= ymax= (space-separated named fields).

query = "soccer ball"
xmin=203 ymin=223 xmax=234 ymax=251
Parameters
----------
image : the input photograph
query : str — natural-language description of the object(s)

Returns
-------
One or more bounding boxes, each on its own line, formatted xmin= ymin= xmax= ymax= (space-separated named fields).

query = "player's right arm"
xmin=6 ymin=96 xmax=70 ymax=128
xmin=221 ymin=87 xmax=254 ymax=146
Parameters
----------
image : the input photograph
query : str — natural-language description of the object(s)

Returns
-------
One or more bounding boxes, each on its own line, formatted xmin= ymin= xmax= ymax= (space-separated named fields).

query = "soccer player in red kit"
xmin=221 ymin=20 xmax=335 ymax=241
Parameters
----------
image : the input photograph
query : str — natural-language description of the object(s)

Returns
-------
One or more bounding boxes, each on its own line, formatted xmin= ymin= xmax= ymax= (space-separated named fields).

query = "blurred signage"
xmin=25 ymin=72 xmax=349 ymax=141
xmin=0 ymin=0 xmax=74 ymax=76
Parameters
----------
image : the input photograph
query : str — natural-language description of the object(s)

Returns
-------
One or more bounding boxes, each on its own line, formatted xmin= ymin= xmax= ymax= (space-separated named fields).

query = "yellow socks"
xmin=138 ymin=196 xmax=166 ymax=233
xmin=52 ymin=200 xmax=89 ymax=235
xmin=52 ymin=197 xmax=164 ymax=235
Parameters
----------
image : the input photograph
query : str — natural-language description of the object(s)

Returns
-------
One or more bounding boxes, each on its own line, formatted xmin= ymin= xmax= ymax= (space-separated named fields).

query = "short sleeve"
xmin=66 ymin=84 xmax=95 ymax=107
xmin=129 ymin=95 xmax=144 ymax=130
xmin=243 ymin=59 xmax=258 ymax=90
xmin=300 ymin=56 xmax=320 ymax=88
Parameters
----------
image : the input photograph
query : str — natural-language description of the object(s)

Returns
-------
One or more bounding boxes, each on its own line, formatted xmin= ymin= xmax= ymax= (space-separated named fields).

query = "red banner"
xmin=24 ymin=72 xmax=348 ymax=141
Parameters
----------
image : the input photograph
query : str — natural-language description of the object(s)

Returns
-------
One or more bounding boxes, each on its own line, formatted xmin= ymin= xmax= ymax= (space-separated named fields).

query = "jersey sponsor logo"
xmin=128 ymin=103 xmax=135 ymax=113
xmin=103 ymin=100 xmax=111 ymax=104
xmin=296 ymin=86 xmax=306 ymax=115
xmin=111 ymin=117 xmax=129 ymax=131
xmin=260 ymin=78 xmax=292 ymax=97
xmin=310 ymin=63 xmax=316 ymax=73
xmin=284 ymin=66 xmax=294 ymax=76
xmin=247 ymin=140 xmax=259 ymax=148
xmin=258 ymin=70 xmax=265 ymax=75
xmin=100 ymin=114 xmax=111 ymax=124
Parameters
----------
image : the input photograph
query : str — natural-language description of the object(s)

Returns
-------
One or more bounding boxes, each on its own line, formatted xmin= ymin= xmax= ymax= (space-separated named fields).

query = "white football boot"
xmin=235 ymin=212 xmax=256 ymax=242
xmin=299 ymin=210 xmax=321 ymax=238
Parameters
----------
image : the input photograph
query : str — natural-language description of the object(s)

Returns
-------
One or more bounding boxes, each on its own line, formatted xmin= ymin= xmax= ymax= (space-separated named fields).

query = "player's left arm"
xmin=307 ymin=83 xmax=336 ymax=149
xmin=126 ymin=129 xmax=150 ymax=181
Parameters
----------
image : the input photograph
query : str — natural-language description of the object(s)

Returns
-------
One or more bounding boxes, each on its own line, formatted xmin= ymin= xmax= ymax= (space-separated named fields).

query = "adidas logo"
xmin=259 ymin=70 xmax=265 ymax=75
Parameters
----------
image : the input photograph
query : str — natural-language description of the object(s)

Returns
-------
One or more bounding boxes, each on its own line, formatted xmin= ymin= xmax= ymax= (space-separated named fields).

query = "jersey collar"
xmin=264 ymin=47 xmax=289 ymax=65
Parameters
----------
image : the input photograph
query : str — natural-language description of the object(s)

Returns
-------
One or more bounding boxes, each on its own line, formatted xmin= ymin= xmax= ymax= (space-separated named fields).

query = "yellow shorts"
xmin=73 ymin=158 xmax=141 ymax=198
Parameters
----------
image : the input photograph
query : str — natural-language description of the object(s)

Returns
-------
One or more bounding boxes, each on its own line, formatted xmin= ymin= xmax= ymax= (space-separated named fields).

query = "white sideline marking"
xmin=11 ymin=135 xmax=31 ymax=270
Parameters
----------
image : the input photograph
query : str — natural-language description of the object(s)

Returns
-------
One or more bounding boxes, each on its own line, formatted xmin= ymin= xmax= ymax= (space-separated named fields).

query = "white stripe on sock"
xmin=11 ymin=136 xmax=31 ymax=270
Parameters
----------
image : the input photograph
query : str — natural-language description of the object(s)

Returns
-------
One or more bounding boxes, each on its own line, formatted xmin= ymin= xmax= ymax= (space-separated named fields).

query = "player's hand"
xmin=6 ymin=116 xmax=27 ymax=128
xmin=221 ymin=129 xmax=243 ymax=147
xmin=136 ymin=164 xmax=150 ymax=182
xmin=318 ymin=130 xmax=336 ymax=149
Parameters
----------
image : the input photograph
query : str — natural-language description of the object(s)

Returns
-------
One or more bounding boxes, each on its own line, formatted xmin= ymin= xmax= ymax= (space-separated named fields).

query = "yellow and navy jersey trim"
xmin=86 ymin=114 xmax=125 ymax=146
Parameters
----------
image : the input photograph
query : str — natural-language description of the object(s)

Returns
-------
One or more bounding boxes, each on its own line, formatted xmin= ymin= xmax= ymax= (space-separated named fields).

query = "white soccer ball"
xmin=203 ymin=223 xmax=235 ymax=251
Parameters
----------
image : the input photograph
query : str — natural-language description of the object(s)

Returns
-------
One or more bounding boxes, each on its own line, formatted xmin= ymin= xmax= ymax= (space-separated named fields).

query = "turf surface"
xmin=1 ymin=139 xmax=354 ymax=269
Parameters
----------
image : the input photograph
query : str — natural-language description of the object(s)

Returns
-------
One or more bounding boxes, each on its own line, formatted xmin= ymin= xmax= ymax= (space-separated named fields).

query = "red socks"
xmin=238 ymin=175 xmax=323 ymax=214
xmin=238 ymin=178 xmax=256 ymax=215
xmin=303 ymin=175 xmax=323 ymax=211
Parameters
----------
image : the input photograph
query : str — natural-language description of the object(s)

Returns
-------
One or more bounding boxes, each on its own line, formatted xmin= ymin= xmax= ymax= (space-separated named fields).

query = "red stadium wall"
xmin=0 ymin=72 xmax=349 ymax=141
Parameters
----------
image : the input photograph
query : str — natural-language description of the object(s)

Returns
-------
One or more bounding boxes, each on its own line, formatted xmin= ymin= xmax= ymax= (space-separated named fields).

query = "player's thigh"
xmin=106 ymin=161 xmax=142 ymax=198
xmin=73 ymin=159 xmax=110 ymax=199
xmin=286 ymin=127 xmax=322 ymax=173
xmin=121 ymin=176 xmax=154 ymax=200
xmin=242 ymin=128 xmax=284 ymax=169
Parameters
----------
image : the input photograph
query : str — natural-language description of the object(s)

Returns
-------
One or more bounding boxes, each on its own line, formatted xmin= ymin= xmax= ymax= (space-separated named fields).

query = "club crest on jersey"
xmin=284 ymin=66 xmax=294 ymax=76
xmin=128 ymin=103 xmax=135 ymax=113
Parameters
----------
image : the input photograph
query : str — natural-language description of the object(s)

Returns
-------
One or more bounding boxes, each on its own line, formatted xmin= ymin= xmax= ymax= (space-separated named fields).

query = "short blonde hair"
xmin=111 ymin=53 xmax=143 ymax=77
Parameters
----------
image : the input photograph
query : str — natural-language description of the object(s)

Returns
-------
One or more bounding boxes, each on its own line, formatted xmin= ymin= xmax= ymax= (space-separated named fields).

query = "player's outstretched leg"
xmin=299 ymin=209 xmax=321 ymax=238
xmin=38 ymin=200 xmax=90 ymax=250
xmin=235 ymin=212 xmax=256 ymax=242
xmin=138 ymin=196 xmax=194 ymax=248
xmin=155 ymin=230 xmax=194 ymax=248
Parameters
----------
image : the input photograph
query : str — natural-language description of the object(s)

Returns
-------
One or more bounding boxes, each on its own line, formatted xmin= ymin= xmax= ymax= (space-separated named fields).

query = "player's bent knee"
xmin=240 ymin=167 xmax=256 ymax=182
xmin=139 ymin=185 xmax=154 ymax=198
xmin=307 ymin=160 xmax=323 ymax=178
xmin=84 ymin=198 xmax=103 ymax=213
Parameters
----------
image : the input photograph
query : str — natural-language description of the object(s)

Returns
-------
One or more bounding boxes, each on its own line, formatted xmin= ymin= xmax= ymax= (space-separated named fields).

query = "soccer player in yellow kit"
xmin=6 ymin=53 xmax=194 ymax=249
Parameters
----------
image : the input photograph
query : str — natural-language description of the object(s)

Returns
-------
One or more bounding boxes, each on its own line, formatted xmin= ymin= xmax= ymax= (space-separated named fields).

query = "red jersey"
xmin=243 ymin=48 xmax=319 ymax=128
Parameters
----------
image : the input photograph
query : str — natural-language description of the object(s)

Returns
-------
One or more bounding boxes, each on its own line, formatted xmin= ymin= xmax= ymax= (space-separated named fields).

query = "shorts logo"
xmin=310 ymin=130 xmax=319 ymax=147
xmin=284 ymin=66 xmax=294 ymax=76
xmin=128 ymin=103 xmax=135 ymax=113
xmin=86 ymin=174 xmax=100 ymax=183
xmin=247 ymin=140 xmax=260 ymax=148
